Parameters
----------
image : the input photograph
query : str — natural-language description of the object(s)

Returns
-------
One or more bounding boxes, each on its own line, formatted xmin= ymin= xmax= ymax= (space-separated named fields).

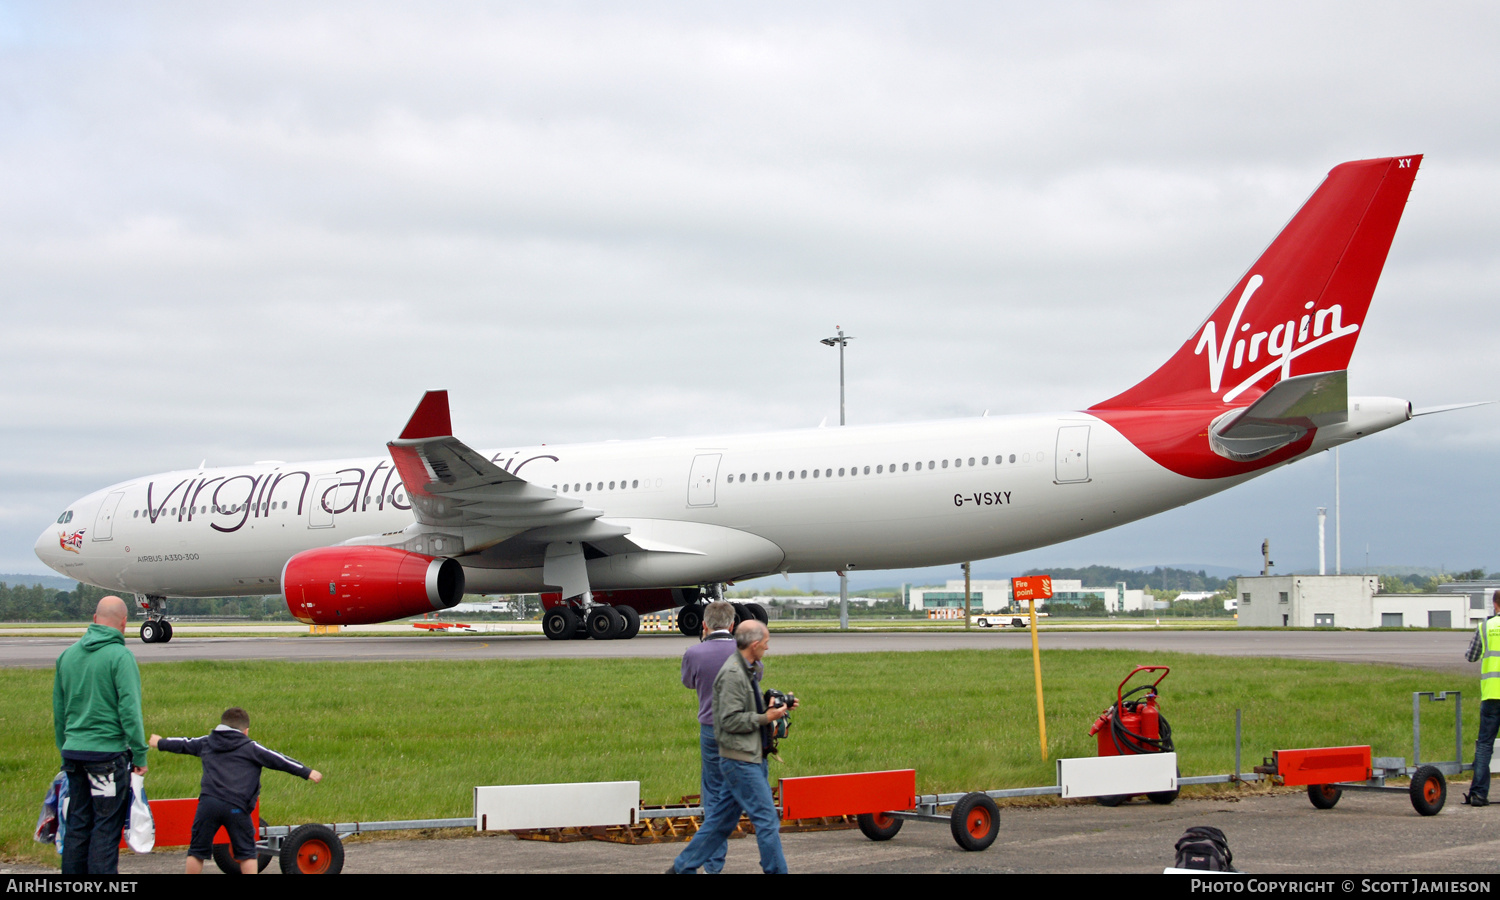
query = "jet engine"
xmin=282 ymin=545 xmax=465 ymax=625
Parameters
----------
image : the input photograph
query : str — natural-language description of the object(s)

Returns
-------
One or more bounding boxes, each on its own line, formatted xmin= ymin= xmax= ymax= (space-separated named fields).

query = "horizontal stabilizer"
xmin=1208 ymin=370 xmax=1347 ymax=462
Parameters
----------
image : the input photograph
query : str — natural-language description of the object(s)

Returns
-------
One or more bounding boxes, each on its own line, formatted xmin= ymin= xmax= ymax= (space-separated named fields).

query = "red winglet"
xmin=399 ymin=391 xmax=452 ymax=440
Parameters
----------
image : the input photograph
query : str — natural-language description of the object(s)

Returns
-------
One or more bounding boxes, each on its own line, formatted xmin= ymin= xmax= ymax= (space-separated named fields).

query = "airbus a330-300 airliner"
xmin=36 ymin=155 xmax=1468 ymax=643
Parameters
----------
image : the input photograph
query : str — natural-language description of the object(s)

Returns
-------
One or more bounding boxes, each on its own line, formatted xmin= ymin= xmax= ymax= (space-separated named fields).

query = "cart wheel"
xmin=856 ymin=811 xmax=904 ymax=841
xmin=280 ymin=824 xmax=343 ymax=875
xmin=1148 ymin=765 xmax=1181 ymax=804
xmin=1096 ymin=794 xmax=1126 ymax=807
xmin=159 ymin=620 xmax=173 ymax=642
xmin=949 ymin=793 xmax=999 ymax=852
xmin=1410 ymin=765 xmax=1446 ymax=816
xmin=211 ymin=842 xmax=273 ymax=874
xmin=1307 ymin=783 xmax=1342 ymax=809
xmin=139 ymin=621 xmax=158 ymax=644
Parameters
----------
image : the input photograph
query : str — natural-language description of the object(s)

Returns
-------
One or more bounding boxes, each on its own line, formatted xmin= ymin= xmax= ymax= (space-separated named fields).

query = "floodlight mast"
xmin=821 ymin=327 xmax=854 ymax=630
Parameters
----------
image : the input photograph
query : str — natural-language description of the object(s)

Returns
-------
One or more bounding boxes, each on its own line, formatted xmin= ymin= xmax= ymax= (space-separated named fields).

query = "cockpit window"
xmin=56 ymin=511 xmax=73 ymax=524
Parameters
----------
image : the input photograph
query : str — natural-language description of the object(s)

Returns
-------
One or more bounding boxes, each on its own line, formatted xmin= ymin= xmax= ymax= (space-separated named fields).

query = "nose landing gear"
xmin=134 ymin=593 xmax=173 ymax=643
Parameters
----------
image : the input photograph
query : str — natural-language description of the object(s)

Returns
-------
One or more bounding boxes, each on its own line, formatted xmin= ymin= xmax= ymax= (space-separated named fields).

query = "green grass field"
xmin=2 ymin=648 xmax=1479 ymax=865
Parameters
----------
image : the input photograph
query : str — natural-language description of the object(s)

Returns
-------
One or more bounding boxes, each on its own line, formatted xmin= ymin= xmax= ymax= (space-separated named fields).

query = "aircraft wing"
xmin=379 ymin=391 xmax=609 ymax=554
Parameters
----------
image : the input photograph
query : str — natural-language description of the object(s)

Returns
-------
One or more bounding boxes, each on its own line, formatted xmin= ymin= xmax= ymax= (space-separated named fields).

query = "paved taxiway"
xmin=5 ymin=790 xmax=1496 ymax=874
xmin=0 ymin=629 xmax=1474 ymax=672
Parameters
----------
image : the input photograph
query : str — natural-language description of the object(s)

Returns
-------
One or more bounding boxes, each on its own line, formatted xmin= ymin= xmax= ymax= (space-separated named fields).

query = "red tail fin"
xmin=1092 ymin=156 xmax=1421 ymax=411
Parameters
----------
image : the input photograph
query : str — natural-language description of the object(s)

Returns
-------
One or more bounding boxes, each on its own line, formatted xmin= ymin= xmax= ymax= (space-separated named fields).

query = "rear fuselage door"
xmin=1054 ymin=425 xmax=1090 ymax=484
xmin=687 ymin=453 xmax=722 ymax=507
xmin=92 ymin=491 xmax=126 ymax=541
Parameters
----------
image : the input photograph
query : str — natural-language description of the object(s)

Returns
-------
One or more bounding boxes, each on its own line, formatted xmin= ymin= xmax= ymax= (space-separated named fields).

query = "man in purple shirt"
xmin=677 ymin=600 xmax=738 ymax=874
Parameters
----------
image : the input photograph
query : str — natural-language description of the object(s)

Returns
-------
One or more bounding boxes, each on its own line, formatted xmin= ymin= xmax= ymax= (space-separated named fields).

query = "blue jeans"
xmin=673 ymin=757 xmax=786 ymax=874
xmin=1471 ymin=699 xmax=1500 ymax=800
xmin=696 ymin=725 xmax=728 ymax=874
xmin=61 ymin=753 xmax=131 ymax=875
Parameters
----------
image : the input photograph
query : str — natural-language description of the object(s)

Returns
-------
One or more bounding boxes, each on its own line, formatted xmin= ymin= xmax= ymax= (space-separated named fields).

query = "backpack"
xmin=1174 ymin=825 xmax=1235 ymax=871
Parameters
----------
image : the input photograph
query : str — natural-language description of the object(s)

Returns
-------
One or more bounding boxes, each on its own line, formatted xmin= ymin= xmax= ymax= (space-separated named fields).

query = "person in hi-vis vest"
xmin=1464 ymin=590 xmax=1500 ymax=806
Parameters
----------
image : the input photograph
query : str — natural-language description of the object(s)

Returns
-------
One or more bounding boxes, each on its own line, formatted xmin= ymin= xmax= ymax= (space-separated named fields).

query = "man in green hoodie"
xmin=53 ymin=596 xmax=148 ymax=875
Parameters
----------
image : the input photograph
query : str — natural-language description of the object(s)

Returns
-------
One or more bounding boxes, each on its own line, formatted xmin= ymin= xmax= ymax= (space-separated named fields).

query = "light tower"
xmin=820 ymin=327 xmax=854 ymax=630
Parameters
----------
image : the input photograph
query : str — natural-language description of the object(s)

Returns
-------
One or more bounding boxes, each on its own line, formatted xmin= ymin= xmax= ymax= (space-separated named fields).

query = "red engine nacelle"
xmin=539 ymin=587 xmax=698 ymax=615
xmin=282 ymin=545 xmax=465 ymax=625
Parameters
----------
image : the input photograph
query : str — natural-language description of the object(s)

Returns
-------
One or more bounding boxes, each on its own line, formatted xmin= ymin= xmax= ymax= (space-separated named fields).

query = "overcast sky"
xmin=3 ymin=2 xmax=1497 ymax=586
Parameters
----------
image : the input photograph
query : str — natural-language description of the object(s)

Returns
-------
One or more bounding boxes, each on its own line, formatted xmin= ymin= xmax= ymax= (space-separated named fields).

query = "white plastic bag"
xmin=125 ymin=772 xmax=154 ymax=854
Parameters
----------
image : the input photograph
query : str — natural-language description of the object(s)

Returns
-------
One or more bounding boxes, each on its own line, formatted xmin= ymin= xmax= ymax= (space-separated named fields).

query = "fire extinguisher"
xmin=1088 ymin=665 xmax=1178 ymax=805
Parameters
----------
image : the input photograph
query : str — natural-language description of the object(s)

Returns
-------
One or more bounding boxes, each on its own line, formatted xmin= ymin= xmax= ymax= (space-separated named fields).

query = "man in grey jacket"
xmin=668 ymin=619 xmax=796 ymax=874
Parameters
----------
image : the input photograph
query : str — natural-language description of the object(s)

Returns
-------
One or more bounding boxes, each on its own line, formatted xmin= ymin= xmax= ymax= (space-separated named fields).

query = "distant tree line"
xmin=1377 ymin=569 xmax=1496 ymax=594
xmin=0 ymin=582 xmax=292 ymax=622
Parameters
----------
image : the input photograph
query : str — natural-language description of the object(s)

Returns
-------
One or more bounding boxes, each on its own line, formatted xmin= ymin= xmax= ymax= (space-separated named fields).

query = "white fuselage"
xmin=35 ymin=401 xmax=1408 ymax=599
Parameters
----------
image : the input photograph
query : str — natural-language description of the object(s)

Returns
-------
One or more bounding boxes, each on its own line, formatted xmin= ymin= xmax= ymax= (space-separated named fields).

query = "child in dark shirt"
xmin=150 ymin=707 xmax=322 ymax=874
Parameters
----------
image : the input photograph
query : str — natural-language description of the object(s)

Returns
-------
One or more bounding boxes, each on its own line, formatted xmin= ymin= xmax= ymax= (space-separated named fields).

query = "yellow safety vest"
xmin=1483 ymin=616 xmax=1500 ymax=701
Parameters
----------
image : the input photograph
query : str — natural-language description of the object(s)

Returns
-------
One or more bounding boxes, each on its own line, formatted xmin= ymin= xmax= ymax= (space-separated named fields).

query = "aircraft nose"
xmin=35 ymin=524 xmax=61 ymax=571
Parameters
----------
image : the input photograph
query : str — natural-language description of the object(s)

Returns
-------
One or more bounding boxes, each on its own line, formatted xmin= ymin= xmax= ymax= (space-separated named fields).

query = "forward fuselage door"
xmin=91 ymin=491 xmax=125 ymax=541
xmin=687 ymin=453 xmax=723 ymax=507
xmin=308 ymin=476 xmax=338 ymax=528
xmin=1054 ymin=425 xmax=1091 ymax=484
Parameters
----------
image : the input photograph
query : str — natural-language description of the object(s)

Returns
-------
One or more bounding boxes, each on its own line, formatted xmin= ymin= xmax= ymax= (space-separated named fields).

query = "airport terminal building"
xmin=907 ymin=579 xmax=1149 ymax=613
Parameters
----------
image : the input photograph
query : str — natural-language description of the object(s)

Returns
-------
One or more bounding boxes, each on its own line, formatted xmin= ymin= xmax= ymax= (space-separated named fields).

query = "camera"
xmin=763 ymin=689 xmax=797 ymax=741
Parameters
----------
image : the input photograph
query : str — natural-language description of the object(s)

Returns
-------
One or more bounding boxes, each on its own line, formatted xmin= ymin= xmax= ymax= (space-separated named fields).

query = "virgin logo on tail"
xmin=1194 ymin=274 xmax=1361 ymax=403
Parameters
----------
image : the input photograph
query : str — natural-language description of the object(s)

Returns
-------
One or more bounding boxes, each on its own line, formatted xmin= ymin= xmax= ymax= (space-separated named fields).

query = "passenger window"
xmin=928 ymin=460 xmax=936 ymax=468
xmin=825 ymin=469 xmax=832 ymax=478
xmin=902 ymin=463 xmax=909 ymax=472
xmin=983 ymin=456 xmax=989 ymax=465
xmin=609 ymin=481 xmax=616 ymax=490
xmin=633 ymin=480 xmax=639 ymax=488
xmin=876 ymin=465 xmax=883 ymax=474
xmin=915 ymin=462 xmax=922 ymax=471
xmin=763 ymin=472 xmax=770 ymax=481
xmin=968 ymin=458 xmax=975 ymax=467
xmin=813 ymin=469 xmax=820 ymax=478
xmin=863 ymin=466 xmax=870 ymax=475
xmin=776 ymin=472 xmax=783 ymax=480
xmin=1009 ymin=454 xmax=1016 ymax=463
xmin=941 ymin=461 xmax=948 ymax=469
xmin=838 ymin=468 xmax=845 ymax=476
xmin=800 ymin=470 xmax=807 ymax=479
xmin=752 ymin=473 xmax=758 ymax=482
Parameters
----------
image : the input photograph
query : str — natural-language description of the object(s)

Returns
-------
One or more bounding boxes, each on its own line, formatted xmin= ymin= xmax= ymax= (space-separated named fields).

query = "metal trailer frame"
xmin=1254 ymin=691 xmax=1471 ymax=817
xmin=253 ymin=695 xmax=1470 ymax=871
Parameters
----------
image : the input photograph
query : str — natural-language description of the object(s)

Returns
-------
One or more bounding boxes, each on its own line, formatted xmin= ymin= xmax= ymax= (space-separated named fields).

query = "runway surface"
xmin=0 ymin=628 xmax=1474 ymax=671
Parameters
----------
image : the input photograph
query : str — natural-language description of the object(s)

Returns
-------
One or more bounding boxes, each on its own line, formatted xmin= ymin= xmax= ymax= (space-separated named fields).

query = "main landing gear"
xmin=675 ymin=598 xmax=767 ymax=636
xmin=540 ymin=585 xmax=767 ymax=641
xmin=134 ymin=594 xmax=173 ymax=644
xmin=542 ymin=603 xmax=643 ymax=641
